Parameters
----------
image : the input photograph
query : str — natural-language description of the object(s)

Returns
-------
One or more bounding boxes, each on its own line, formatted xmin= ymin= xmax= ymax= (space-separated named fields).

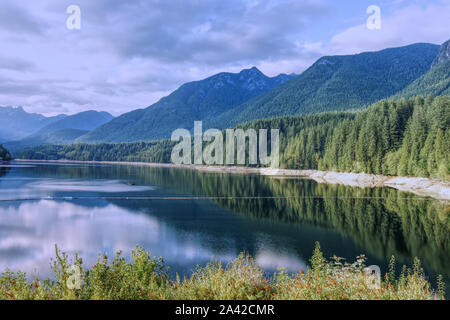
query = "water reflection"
xmin=0 ymin=162 xmax=448 ymax=291
xmin=0 ymin=199 xmax=310 ymax=279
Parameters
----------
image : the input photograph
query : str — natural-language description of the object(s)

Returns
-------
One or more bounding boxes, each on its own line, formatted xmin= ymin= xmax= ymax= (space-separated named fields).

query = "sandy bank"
xmin=14 ymin=159 xmax=450 ymax=201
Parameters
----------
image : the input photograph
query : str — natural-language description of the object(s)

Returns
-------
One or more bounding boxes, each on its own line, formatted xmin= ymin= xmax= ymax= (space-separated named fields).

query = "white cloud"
xmin=0 ymin=0 xmax=448 ymax=116
xmin=0 ymin=0 xmax=329 ymax=116
xmin=330 ymin=2 xmax=450 ymax=54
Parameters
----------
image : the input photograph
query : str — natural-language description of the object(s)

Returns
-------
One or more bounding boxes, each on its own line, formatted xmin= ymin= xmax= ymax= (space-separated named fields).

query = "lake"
xmin=0 ymin=161 xmax=449 ymax=292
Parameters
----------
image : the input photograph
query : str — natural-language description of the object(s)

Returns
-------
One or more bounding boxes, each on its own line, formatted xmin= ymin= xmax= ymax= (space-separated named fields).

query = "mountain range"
xmin=0 ymin=106 xmax=66 ymax=143
xmin=3 ymin=39 xmax=450 ymax=153
xmin=76 ymin=41 xmax=447 ymax=143
xmin=208 ymin=43 xmax=440 ymax=129
xmin=77 ymin=68 xmax=296 ymax=143
xmin=3 ymin=110 xmax=113 ymax=153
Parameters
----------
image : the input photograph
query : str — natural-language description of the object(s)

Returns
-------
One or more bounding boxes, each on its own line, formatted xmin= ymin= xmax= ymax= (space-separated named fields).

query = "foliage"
xmin=285 ymin=95 xmax=449 ymax=180
xmin=0 ymin=244 xmax=443 ymax=300
xmin=19 ymin=140 xmax=176 ymax=163
xmin=397 ymin=39 xmax=450 ymax=99
xmin=395 ymin=60 xmax=450 ymax=99
xmin=18 ymin=112 xmax=354 ymax=165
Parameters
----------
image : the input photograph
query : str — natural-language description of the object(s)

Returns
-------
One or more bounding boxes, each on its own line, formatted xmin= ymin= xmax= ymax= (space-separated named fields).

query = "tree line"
xmin=18 ymin=95 xmax=449 ymax=180
xmin=0 ymin=145 xmax=12 ymax=161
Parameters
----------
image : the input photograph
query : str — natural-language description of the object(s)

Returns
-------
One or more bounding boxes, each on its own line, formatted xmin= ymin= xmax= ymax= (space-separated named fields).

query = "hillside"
xmin=0 ymin=106 xmax=66 ymax=142
xmin=208 ymin=43 xmax=440 ymax=129
xmin=4 ymin=129 xmax=89 ymax=155
xmin=20 ymin=95 xmax=450 ymax=181
xmin=431 ymin=39 xmax=450 ymax=67
xmin=77 ymin=68 xmax=296 ymax=143
xmin=35 ymin=110 xmax=113 ymax=135
xmin=395 ymin=60 xmax=450 ymax=98
xmin=395 ymin=40 xmax=450 ymax=98
xmin=4 ymin=110 xmax=114 ymax=154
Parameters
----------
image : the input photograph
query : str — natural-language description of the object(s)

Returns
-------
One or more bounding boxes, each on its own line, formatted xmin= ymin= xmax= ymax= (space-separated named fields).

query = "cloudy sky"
xmin=0 ymin=0 xmax=449 ymax=116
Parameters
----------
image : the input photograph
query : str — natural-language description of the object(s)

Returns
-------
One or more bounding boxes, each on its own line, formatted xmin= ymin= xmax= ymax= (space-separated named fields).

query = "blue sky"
xmin=0 ymin=0 xmax=449 ymax=116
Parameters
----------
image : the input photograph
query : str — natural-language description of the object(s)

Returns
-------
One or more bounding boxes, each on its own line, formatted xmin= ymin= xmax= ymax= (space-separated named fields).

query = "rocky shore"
xmin=14 ymin=160 xmax=450 ymax=201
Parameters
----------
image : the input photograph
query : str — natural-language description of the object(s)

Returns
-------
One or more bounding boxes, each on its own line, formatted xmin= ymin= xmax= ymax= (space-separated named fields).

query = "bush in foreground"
xmin=0 ymin=243 xmax=445 ymax=300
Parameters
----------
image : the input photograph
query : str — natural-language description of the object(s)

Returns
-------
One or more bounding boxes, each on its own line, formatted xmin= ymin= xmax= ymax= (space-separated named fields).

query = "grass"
xmin=0 ymin=242 xmax=445 ymax=300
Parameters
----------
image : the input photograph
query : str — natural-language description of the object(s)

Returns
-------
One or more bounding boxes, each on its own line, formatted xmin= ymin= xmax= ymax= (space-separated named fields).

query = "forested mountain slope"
xmin=395 ymin=39 xmax=450 ymax=98
xmin=209 ymin=43 xmax=439 ymax=129
xmin=78 ymin=68 xmax=296 ymax=143
xmin=4 ymin=129 xmax=89 ymax=154
xmin=19 ymin=95 xmax=450 ymax=180
xmin=314 ymin=95 xmax=449 ymax=180
xmin=35 ymin=111 xmax=113 ymax=135
xmin=4 ymin=111 xmax=114 ymax=153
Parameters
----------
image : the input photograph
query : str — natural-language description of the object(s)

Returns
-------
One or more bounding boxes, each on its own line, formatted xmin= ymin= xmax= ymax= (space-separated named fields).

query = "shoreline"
xmin=13 ymin=159 xmax=450 ymax=201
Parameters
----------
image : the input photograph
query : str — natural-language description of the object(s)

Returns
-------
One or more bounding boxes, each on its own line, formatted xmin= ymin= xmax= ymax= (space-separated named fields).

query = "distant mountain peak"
xmin=0 ymin=106 xmax=66 ymax=142
xmin=1 ymin=105 xmax=25 ymax=113
xmin=432 ymin=39 xmax=450 ymax=67
xmin=209 ymin=42 xmax=440 ymax=129
xmin=4 ymin=110 xmax=115 ymax=152
xmin=78 ymin=66 xmax=294 ymax=143
xmin=239 ymin=66 xmax=263 ymax=76
xmin=238 ymin=68 xmax=269 ymax=91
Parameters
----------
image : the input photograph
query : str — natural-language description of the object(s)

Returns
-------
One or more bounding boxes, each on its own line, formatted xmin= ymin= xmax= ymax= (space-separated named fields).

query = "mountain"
xmin=208 ymin=43 xmax=440 ymax=129
xmin=0 ymin=106 xmax=66 ymax=142
xmin=35 ymin=110 xmax=114 ymax=135
xmin=4 ymin=111 xmax=114 ymax=154
xmin=396 ymin=39 xmax=450 ymax=98
xmin=78 ymin=68 xmax=296 ymax=143
xmin=18 ymin=95 xmax=449 ymax=180
xmin=431 ymin=39 xmax=450 ymax=67
xmin=4 ymin=129 xmax=89 ymax=155
xmin=395 ymin=60 xmax=450 ymax=98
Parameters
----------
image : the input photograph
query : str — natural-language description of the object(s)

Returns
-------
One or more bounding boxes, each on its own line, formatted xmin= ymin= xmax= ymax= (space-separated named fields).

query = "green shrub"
xmin=0 ymin=244 xmax=444 ymax=300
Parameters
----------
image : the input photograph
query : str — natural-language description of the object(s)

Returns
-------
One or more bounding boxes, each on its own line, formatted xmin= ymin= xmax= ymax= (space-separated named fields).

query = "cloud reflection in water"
xmin=0 ymin=200 xmax=306 ymax=279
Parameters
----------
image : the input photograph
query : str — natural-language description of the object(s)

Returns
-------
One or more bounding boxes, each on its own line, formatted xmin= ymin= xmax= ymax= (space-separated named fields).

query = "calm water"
xmin=0 ymin=161 xmax=449 ymax=291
